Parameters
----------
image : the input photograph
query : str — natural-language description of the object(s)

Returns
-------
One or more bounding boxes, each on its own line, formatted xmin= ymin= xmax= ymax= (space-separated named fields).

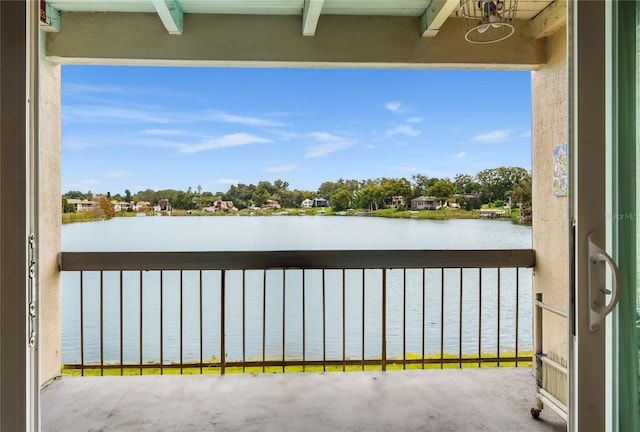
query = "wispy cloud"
xmin=206 ymin=111 xmax=285 ymax=127
xmin=519 ymin=130 xmax=532 ymax=138
xmin=473 ymin=129 xmax=512 ymax=143
xmin=386 ymin=125 xmax=421 ymax=137
xmin=385 ymin=101 xmax=404 ymax=113
xmin=216 ymin=178 xmax=241 ymax=186
xmin=305 ymin=132 xmax=356 ymax=158
xmin=264 ymin=164 xmax=297 ymax=173
xmin=63 ymin=83 xmax=129 ymax=95
xmin=393 ymin=166 xmax=417 ymax=173
xmin=178 ymin=133 xmax=273 ymax=154
xmin=106 ymin=170 xmax=129 ymax=179
xmin=63 ymin=106 xmax=176 ymax=124
xmin=81 ymin=179 xmax=99 ymax=186
xmin=143 ymin=129 xmax=195 ymax=137
xmin=406 ymin=117 xmax=423 ymax=123
xmin=456 ymin=152 xmax=467 ymax=158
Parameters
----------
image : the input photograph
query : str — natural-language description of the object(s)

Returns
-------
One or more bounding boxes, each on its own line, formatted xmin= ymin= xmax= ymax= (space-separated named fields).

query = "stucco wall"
xmin=39 ymin=42 xmax=61 ymax=385
xmin=531 ymin=27 xmax=568 ymax=362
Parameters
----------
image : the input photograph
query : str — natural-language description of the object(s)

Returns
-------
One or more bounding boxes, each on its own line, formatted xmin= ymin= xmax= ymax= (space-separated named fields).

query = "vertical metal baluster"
xmin=403 ymin=269 xmax=406 ymax=370
xmin=100 ymin=271 xmax=104 ymax=376
xmin=242 ymin=270 xmax=246 ymax=373
xmin=282 ymin=269 xmax=286 ymax=373
xmin=199 ymin=270 xmax=203 ymax=374
xmin=497 ymin=268 xmax=501 ymax=367
xmin=478 ymin=268 xmax=482 ymax=368
xmin=139 ymin=271 xmax=143 ymax=375
xmin=262 ymin=270 xmax=266 ymax=373
xmin=440 ymin=268 xmax=444 ymax=369
xmin=459 ymin=268 xmax=463 ymax=369
xmin=515 ymin=267 xmax=520 ymax=367
xmin=362 ymin=269 xmax=365 ymax=371
xmin=322 ymin=269 xmax=326 ymax=372
xmin=342 ymin=269 xmax=346 ymax=372
xmin=80 ymin=271 xmax=84 ymax=376
xmin=221 ymin=270 xmax=226 ymax=375
xmin=422 ymin=268 xmax=425 ymax=370
xmin=180 ymin=270 xmax=183 ymax=375
xmin=160 ymin=271 xmax=163 ymax=375
xmin=302 ymin=270 xmax=306 ymax=372
xmin=120 ymin=271 xmax=124 ymax=376
xmin=381 ymin=269 xmax=387 ymax=372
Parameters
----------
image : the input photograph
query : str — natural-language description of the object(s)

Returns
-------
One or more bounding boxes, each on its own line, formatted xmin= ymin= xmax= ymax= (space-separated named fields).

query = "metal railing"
xmin=59 ymin=249 xmax=535 ymax=375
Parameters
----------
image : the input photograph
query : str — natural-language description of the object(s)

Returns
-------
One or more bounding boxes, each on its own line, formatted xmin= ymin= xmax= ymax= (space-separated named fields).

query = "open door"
xmin=570 ymin=0 xmax=639 ymax=430
xmin=0 ymin=1 xmax=40 ymax=429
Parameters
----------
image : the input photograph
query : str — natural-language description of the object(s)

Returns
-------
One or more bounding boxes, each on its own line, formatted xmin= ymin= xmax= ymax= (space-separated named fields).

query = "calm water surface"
xmin=62 ymin=216 xmax=532 ymax=365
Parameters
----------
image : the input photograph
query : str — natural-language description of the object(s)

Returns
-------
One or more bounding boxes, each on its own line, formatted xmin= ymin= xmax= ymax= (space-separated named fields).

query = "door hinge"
xmin=28 ymin=233 xmax=36 ymax=348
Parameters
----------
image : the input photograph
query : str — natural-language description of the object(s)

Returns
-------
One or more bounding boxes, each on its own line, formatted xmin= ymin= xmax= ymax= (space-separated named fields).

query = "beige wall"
xmin=39 ymin=41 xmax=61 ymax=385
xmin=531 ymin=27 xmax=568 ymax=362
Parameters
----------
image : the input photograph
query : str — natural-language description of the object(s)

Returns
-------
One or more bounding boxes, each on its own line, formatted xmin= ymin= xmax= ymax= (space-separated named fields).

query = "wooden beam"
xmin=59 ymin=249 xmax=535 ymax=271
xmin=531 ymin=0 xmax=566 ymax=39
xmin=39 ymin=1 xmax=60 ymax=32
xmin=421 ymin=0 xmax=458 ymax=37
xmin=302 ymin=0 xmax=324 ymax=36
xmin=150 ymin=0 xmax=183 ymax=35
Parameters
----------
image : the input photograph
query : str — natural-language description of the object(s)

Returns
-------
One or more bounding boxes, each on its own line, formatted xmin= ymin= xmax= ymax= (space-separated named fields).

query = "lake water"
xmin=61 ymin=216 xmax=532 ymax=365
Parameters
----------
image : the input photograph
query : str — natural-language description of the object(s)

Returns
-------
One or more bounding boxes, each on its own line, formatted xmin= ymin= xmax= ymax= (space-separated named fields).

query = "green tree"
xmin=357 ymin=185 xmax=385 ymax=211
xmin=330 ymin=188 xmax=352 ymax=211
xmin=475 ymin=167 xmax=529 ymax=202
xmin=427 ymin=179 xmax=455 ymax=200
xmin=512 ymin=176 xmax=533 ymax=208
xmin=124 ymin=189 xmax=132 ymax=202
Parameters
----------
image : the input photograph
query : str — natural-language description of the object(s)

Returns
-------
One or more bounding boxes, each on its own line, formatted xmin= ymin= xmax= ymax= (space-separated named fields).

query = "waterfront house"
xmin=410 ymin=196 xmax=438 ymax=210
xmin=66 ymin=198 xmax=95 ymax=213
xmin=301 ymin=198 xmax=314 ymax=208
xmin=313 ymin=197 xmax=328 ymax=207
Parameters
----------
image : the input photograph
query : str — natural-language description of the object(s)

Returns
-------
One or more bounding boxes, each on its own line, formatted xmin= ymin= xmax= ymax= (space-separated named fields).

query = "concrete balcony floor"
xmin=42 ymin=368 xmax=566 ymax=432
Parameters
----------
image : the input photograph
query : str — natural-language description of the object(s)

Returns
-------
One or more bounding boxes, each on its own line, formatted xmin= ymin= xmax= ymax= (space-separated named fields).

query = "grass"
xmin=61 ymin=351 xmax=533 ymax=376
xmin=62 ymin=213 xmax=109 ymax=224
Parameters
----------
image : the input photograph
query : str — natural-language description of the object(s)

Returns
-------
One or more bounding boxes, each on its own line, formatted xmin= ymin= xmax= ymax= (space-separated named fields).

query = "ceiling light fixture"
xmin=460 ymin=0 xmax=518 ymax=44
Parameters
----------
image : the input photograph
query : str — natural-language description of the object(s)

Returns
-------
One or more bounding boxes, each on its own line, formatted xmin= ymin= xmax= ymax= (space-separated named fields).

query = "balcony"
xmin=42 ymin=249 xmax=566 ymax=430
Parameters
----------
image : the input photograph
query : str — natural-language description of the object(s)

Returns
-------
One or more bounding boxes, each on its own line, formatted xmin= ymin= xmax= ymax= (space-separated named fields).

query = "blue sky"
xmin=62 ymin=66 xmax=531 ymax=195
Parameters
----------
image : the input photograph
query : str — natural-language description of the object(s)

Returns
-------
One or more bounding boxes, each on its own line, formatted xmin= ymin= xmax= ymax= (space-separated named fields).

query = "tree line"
xmin=62 ymin=166 xmax=532 ymax=213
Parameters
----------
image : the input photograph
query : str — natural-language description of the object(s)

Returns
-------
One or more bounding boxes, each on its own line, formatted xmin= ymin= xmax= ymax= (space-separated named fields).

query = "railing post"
xmin=381 ymin=269 xmax=387 ymax=371
xmin=221 ymin=270 xmax=226 ymax=375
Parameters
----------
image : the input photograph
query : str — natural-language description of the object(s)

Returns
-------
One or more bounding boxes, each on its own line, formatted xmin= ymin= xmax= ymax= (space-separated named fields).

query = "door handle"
xmin=588 ymin=234 xmax=622 ymax=332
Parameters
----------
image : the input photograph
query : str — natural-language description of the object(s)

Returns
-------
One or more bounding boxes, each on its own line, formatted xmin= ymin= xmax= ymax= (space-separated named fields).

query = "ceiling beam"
xmin=421 ymin=0 xmax=458 ymax=37
xmin=302 ymin=0 xmax=324 ymax=36
xmin=150 ymin=0 xmax=183 ymax=35
xmin=531 ymin=0 xmax=566 ymax=39
xmin=39 ymin=1 xmax=61 ymax=32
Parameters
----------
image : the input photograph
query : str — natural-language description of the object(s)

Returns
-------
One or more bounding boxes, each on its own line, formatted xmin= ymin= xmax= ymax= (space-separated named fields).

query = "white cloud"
xmin=207 ymin=111 xmax=285 ymax=127
xmin=63 ymin=106 xmax=176 ymax=124
xmin=216 ymin=178 xmax=241 ymax=186
xmin=81 ymin=179 xmax=99 ymax=186
xmin=143 ymin=129 xmax=194 ymax=137
xmin=473 ymin=129 xmax=512 ymax=143
xmin=386 ymin=125 xmax=421 ymax=137
xmin=456 ymin=152 xmax=466 ymax=158
xmin=106 ymin=170 xmax=129 ymax=179
xmin=179 ymin=133 xmax=273 ymax=154
xmin=519 ymin=130 xmax=532 ymax=138
xmin=63 ymin=83 xmax=128 ymax=94
xmin=385 ymin=101 xmax=403 ymax=113
xmin=264 ymin=164 xmax=297 ymax=173
xmin=394 ymin=166 xmax=417 ymax=173
xmin=406 ymin=117 xmax=423 ymax=123
xmin=305 ymin=132 xmax=356 ymax=158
